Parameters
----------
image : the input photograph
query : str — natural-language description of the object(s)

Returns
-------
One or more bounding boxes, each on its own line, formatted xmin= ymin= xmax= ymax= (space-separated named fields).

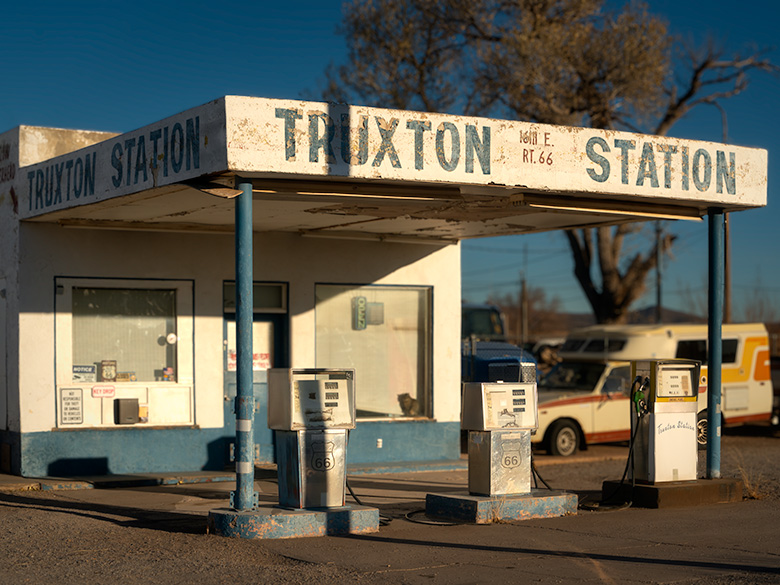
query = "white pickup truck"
xmin=535 ymin=323 xmax=773 ymax=456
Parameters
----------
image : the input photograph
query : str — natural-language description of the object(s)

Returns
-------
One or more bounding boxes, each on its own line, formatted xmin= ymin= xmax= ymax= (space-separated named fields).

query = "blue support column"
xmin=232 ymin=180 xmax=257 ymax=510
xmin=707 ymin=209 xmax=724 ymax=479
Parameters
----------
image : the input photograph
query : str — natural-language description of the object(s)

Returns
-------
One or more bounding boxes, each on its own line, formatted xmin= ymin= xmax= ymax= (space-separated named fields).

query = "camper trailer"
xmin=536 ymin=323 xmax=773 ymax=456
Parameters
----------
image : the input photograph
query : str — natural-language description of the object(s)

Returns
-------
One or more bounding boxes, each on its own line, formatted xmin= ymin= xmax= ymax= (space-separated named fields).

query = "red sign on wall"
xmin=91 ymin=385 xmax=116 ymax=398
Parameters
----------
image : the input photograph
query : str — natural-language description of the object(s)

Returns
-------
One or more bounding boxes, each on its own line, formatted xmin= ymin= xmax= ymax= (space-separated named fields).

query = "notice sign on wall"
xmin=61 ymin=388 xmax=84 ymax=425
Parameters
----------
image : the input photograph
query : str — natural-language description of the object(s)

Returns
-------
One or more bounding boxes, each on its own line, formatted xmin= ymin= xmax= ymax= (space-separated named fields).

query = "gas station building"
xmin=0 ymin=96 xmax=767 ymax=477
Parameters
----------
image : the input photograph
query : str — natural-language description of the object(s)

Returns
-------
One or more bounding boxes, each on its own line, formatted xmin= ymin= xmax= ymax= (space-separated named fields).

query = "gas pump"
xmin=268 ymin=368 xmax=355 ymax=508
xmin=631 ymin=360 xmax=700 ymax=483
xmin=461 ymin=381 xmax=538 ymax=495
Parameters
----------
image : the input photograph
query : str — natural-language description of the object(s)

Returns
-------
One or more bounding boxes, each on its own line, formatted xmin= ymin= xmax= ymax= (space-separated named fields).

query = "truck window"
xmin=676 ymin=339 xmax=738 ymax=364
xmin=561 ymin=339 xmax=586 ymax=352
xmin=602 ymin=366 xmax=631 ymax=395
xmin=539 ymin=361 xmax=605 ymax=392
xmin=462 ymin=307 xmax=505 ymax=339
xmin=583 ymin=338 xmax=626 ymax=352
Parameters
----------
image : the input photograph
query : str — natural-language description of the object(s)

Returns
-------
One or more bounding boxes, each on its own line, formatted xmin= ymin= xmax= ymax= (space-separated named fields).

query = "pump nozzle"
xmin=632 ymin=376 xmax=649 ymax=416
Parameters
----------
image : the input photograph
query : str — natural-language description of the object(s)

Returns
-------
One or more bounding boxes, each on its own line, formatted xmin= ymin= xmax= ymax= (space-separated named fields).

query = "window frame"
xmin=314 ymin=282 xmax=433 ymax=421
xmin=222 ymin=282 xmax=288 ymax=315
xmin=55 ymin=278 xmax=194 ymax=387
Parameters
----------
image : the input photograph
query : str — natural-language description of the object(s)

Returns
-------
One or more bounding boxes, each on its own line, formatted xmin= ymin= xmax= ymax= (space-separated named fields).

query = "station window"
xmin=222 ymin=282 xmax=287 ymax=313
xmin=71 ymin=287 xmax=177 ymax=382
xmin=314 ymin=284 xmax=432 ymax=419
xmin=54 ymin=279 xmax=194 ymax=427
xmin=222 ymin=282 xmax=288 ymax=373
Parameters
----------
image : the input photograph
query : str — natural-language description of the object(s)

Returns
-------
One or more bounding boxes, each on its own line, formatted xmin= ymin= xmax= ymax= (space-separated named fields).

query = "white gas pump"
xmin=268 ymin=368 xmax=355 ymax=509
xmin=461 ymin=381 xmax=538 ymax=495
xmin=631 ymin=360 xmax=701 ymax=483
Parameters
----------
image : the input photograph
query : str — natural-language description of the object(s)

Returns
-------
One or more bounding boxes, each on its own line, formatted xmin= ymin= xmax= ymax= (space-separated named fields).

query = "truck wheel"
xmin=548 ymin=420 xmax=579 ymax=457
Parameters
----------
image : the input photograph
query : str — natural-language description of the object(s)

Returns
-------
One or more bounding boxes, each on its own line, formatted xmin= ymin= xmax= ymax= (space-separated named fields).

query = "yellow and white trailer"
xmin=536 ymin=323 xmax=772 ymax=456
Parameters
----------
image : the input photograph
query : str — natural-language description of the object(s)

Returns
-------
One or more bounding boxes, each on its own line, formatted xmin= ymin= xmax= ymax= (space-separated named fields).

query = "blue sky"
xmin=2 ymin=1 xmax=778 ymax=320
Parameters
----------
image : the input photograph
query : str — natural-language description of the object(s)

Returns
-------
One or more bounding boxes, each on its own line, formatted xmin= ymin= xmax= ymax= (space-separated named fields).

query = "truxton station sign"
xmin=10 ymin=96 xmax=766 ymax=220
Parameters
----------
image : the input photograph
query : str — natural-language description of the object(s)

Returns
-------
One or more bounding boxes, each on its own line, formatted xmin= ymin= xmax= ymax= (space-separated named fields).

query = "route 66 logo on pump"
xmin=500 ymin=440 xmax=523 ymax=469
xmin=310 ymin=441 xmax=335 ymax=472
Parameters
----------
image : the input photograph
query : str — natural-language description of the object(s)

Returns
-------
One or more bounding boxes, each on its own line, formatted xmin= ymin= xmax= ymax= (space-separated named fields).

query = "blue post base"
xmin=207 ymin=505 xmax=380 ymax=539
xmin=425 ymin=490 xmax=577 ymax=524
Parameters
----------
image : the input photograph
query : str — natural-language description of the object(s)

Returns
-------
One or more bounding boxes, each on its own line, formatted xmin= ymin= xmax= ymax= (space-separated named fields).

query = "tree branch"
xmin=655 ymin=47 xmax=779 ymax=136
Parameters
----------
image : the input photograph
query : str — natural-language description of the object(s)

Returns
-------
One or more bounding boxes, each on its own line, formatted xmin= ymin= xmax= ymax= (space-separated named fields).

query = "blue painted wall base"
xmin=4 ymin=420 xmax=461 ymax=478
xmin=10 ymin=428 xmax=232 ymax=477
xmin=425 ymin=490 xmax=577 ymax=524
xmin=207 ymin=505 xmax=379 ymax=539
xmin=347 ymin=420 xmax=460 ymax=464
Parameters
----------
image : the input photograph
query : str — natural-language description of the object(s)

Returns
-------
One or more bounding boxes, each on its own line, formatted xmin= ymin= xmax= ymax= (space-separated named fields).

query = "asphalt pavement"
xmin=1 ymin=441 xmax=779 ymax=584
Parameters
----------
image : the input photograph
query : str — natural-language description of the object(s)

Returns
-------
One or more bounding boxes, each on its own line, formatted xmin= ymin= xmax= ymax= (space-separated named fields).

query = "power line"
xmin=462 ymin=270 xmax=575 ymax=290
xmin=732 ymin=284 xmax=780 ymax=292
xmin=462 ymin=243 xmax=570 ymax=255
xmin=461 ymin=250 xmax=569 ymax=277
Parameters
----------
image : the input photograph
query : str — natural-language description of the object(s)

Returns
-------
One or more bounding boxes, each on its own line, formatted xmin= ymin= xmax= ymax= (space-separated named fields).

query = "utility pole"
xmin=520 ymin=274 xmax=528 ymax=346
xmin=520 ymin=244 xmax=528 ymax=345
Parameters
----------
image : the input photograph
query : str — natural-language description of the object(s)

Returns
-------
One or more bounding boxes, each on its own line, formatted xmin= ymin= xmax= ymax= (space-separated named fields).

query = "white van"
xmin=536 ymin=323 xmax=773 ymax=456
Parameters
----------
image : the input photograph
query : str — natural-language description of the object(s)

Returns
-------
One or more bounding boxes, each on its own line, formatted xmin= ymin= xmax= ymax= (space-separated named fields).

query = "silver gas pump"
xmin=461 ymin=381 xmax=538 ymax=495
xmin=268 ymin=368 xmax=355 ymax=508
xmin=631 ymin=360 xmax=700 ymax=483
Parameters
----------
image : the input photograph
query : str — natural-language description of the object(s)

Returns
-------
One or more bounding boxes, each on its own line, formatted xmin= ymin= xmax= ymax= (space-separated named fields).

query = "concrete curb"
xmin=0 ymin=452 xmax=624 ymax=492
xmin=0 ymin=472 xmax=236 ymax=492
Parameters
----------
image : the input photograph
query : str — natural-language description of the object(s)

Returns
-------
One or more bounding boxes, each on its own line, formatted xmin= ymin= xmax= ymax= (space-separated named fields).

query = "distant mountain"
xmin=509 ymin=306 xmax=766 ymax=347
xmin=628 ymin=306 xmax=707 ymax=324
xmin=553 ymin=305 xmax=704 ymax=330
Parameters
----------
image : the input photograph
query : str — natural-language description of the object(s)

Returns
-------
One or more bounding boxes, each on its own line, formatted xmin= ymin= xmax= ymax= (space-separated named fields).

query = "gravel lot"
xmin=0 ymin=490 xmax=374 ymax=585
xmin=534 ymin=425 xmax=780 ymax=502
xmin=1 ymin=425 xmax=778 ymax=584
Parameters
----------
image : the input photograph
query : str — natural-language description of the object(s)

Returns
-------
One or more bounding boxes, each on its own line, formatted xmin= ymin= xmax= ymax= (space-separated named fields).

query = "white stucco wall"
xmin=1 ymin=126 xmax=120 ymax=434
xmin=0 ymin=128 xmax=18 ymax=433
xmin=16 ymin=224 xmax=461 ymax=433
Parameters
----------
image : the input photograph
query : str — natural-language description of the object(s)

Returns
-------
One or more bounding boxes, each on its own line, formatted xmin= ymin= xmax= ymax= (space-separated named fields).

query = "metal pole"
xmin=724 ymin=214 xmax=732 ymax=323
xmin=232 ymin=180 xmax=257 ymax=510
xmin=655 ymin=222 xmax=662 ymax=323
xmin=707 ymin=209 xmax=724 ymax=479
xmin=516 ymin=271 xmax=522 ymax=344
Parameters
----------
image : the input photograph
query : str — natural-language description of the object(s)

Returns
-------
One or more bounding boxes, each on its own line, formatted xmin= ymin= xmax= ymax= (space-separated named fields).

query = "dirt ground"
xmin=1 ymin=426 xmax=778 ymax=584
xmin=535 ymin=425 xmax=780 ymax=502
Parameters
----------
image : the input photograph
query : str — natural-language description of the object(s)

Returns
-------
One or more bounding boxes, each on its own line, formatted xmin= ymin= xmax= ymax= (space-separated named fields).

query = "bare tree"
xmin=741 ymin=275 xmax=779 ymax=324
xmin=487 ymin=286 xmax=565 ymax=342
xmin=325 ymin=0 xmax=777 ymax=323
xmin=564 ymin=42 xmax=777 ymax=323
xmin=565 ymin=224 xmax=676 ymax=323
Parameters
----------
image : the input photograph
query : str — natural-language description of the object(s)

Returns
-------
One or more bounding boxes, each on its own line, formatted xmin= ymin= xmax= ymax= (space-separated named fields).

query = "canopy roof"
xmin=15 ymin=96 xmax=767 ymax=243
